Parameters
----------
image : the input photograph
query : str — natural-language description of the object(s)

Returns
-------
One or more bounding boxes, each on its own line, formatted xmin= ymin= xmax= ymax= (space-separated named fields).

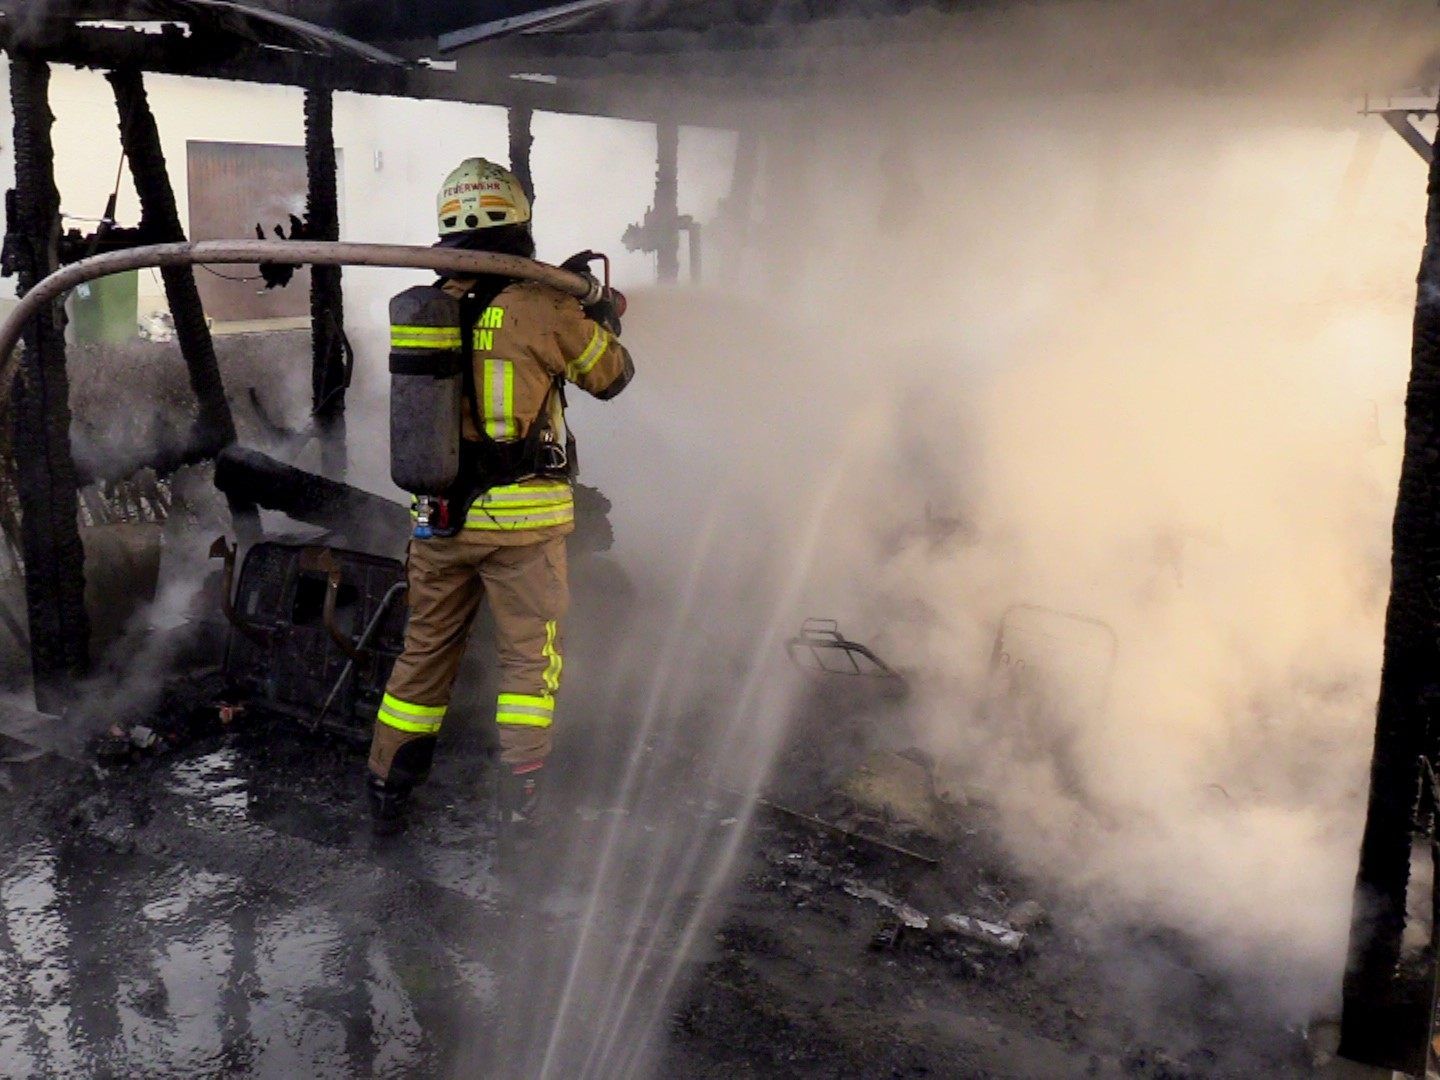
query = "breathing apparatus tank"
xmin=389 ymin=285 xmax=463 ymax=511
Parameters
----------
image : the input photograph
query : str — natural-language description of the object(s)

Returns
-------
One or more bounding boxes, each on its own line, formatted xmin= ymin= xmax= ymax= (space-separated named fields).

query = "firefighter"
xmin=368 ymin=158 xmax=634 ymax=836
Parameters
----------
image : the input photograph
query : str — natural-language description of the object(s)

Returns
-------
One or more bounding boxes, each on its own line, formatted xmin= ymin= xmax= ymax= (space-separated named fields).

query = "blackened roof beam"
xmin=438 ymin=0 xmax=1037 ymax=43
xmin=0 ymin=0 xmax=410 ymax=85
xmin=438 ymin=0 xmax=634 ymax=52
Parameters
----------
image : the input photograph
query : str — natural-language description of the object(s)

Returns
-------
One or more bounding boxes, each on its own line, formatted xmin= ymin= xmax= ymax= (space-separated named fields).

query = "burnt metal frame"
xmin=785 ymin=618 xmax=905 ymax=683
xmin=987 ymin=603 xmax=1119 ymax=712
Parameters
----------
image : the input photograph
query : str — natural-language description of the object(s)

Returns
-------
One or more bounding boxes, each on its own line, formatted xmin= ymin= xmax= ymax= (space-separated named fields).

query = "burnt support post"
xmin=106 ymin=68 xmax=235 ymax=457
xmin=1340 ymin=88 xmax=1440 ymax=1075
xmin=655 ymin=119 xmax=680 ymax=283
xmin=305 ymin=87 xmax=346 ymax=480
xmin=5 ymin=57 xmax=90 ymax=708
xmin=508 ymin=105 xmax=535 ymax=207
xmin=716 ymin=127 xmax=758 ymax=283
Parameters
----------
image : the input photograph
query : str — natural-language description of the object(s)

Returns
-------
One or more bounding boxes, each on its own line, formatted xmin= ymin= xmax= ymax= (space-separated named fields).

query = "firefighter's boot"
xmin=367 ymin=735 xmax=438 ymax=837
xmin=367 ymin=774 xmax=411 ymax=836
xmin=500 ymin=760 xmax=546 ymax=844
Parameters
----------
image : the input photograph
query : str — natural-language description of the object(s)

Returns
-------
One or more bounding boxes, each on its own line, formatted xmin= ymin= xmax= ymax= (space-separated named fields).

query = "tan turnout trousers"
xmin=368 ymin=531 xmax=568 ymax=779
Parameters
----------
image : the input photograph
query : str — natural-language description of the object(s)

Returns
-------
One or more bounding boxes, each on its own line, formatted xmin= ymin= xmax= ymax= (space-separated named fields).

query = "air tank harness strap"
xmin=456 ymin=281 xmax=509 ymax=449
xmin=456 ymin=285 xmax=569 ymax=487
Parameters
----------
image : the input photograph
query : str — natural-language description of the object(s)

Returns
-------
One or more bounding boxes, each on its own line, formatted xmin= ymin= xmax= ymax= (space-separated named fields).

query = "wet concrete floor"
xmin=0 ymin=714 xmax=747 ymax=1079
xmin=0 ymin=686 xmax=1317 ymax=1080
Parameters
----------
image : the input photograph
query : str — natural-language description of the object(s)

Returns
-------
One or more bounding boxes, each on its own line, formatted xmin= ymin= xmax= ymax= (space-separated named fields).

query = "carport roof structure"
xmin=0 ymin=0 xmax=1053 ymax=123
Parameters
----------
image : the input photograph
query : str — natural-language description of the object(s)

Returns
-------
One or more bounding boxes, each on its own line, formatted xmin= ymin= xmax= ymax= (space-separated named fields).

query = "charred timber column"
xmin=1340 ymin=89 xmax=1440 ymax=1069
xmin=305 ymin=88 xmax=346 ymax=481
xmin=107 ymin=69 xmax=235 ymax=456
xmin=6 ymin=57 xmax=90 ymax=707
xmin=508 ymin=106 xmax=535 ymax=208
xmin=655 ymin=119 xmax=680 ymax=284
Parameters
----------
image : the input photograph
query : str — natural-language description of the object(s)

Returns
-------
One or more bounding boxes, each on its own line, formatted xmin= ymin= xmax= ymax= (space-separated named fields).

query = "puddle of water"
xmin=0 ymin=811 xmax=493 ymax=1076
xmin=140 ymin=867 xmax=239 ymax=925
xmin=0 ymin=840 xmax=85 ymax=1075
xmin=167 ymin=748 xmax=249 ymax=823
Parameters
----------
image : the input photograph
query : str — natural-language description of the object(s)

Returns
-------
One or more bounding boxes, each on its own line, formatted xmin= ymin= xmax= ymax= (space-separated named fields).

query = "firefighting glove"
xmin=559 ymin=250 xmax=600 ymax=274
xmin=559 ymin=251 xmax=621 ymax=333
xmin=585 ymin=295 xmax=622 ymax=337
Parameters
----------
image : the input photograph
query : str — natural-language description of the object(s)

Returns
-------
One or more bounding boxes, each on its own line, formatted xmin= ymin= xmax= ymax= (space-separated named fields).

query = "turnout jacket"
xmin=390 ymin=277 xmax=635 ymax=543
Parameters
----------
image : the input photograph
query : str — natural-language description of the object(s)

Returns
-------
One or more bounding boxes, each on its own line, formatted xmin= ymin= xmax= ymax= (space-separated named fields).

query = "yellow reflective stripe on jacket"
xmin=392 ymin=325 xmax=462 ymax=350
xmin=496 ymin=692 xmax=554 ymax=729
xmin=567 ymin=326 xmax=611 ymax=379
xmin=542 ymin=620 xmax=562 ymax=694
xmin=481 ymin=360 xmax=516 ymax=439
xmin=465 ymin=481 xmax=574 ymax=531
xmin=377 ymin=693 xmax=447 ymax=734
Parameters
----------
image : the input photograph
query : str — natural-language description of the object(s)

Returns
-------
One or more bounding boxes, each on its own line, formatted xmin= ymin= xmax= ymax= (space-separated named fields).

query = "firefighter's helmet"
xmin=436 ymin=158 xmax=531 ymax=236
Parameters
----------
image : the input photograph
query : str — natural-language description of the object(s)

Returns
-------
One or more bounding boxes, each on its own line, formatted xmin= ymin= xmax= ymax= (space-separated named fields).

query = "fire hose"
xmin=0 ymin=239 xmax=617 ymax=412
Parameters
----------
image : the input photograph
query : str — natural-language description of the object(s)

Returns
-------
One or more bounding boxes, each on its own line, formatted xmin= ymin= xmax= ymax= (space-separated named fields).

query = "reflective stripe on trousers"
xmin=377 ymin=692 xmax=446 ymax=734
xmin=542 ymin=620 xmax=562 ymax=694
xmin=496 ymin=692 xmax=554 ymax=729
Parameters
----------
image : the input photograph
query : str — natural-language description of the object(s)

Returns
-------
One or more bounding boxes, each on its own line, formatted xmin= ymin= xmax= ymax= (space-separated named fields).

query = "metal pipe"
xmin=0 ymin=240 xmax=604 ymax=413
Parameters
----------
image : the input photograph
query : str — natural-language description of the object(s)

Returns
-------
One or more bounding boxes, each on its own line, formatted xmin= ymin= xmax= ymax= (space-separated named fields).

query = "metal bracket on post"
xmin=1360 ymin=96 xmax=1436 ymax=164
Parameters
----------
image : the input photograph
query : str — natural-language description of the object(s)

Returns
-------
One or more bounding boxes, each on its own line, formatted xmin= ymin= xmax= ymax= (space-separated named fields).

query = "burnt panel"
xmin=187 ymin=140 xmax=334 ymax=323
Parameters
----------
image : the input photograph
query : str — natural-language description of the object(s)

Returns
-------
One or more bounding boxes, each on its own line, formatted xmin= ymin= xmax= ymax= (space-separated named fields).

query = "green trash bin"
xmin=69 ymin=270 xmax=138 ymax=344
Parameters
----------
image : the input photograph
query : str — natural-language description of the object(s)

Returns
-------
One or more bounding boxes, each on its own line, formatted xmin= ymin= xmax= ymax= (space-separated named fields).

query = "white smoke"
xmin=580 ymin=0 xmax=1434 ymax=1026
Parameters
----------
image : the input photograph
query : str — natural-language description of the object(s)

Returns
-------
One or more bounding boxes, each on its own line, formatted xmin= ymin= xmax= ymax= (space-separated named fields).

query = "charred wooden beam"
xmin=0 ymin=22 xmax=408 ymax=97
xmin=655 ymin=119 xmax=680 ymax=283
xmin=213 ymin=446 xmax=409 ymax=554
xmin=622 ymin=119 xmax=689 ymax=283
xmin=1340 ymin=88 xmax=1440 ymax=1076
xmin=305 ymin=88 xmax=347 ymax=481
xmin=107 ymin=68 xmax=237 ymax=457
xmin=0 ymin=24 xmax=751 ymax=127
xmin=6 ymin=57 xmax=91 ymax=708
xmin=508 ymin=105 xmax=536 ymax=207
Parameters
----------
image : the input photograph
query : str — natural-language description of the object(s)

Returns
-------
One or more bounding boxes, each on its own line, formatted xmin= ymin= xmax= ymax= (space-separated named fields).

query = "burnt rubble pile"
xmin=750 ymin=757 xmax=1047 ymax=981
